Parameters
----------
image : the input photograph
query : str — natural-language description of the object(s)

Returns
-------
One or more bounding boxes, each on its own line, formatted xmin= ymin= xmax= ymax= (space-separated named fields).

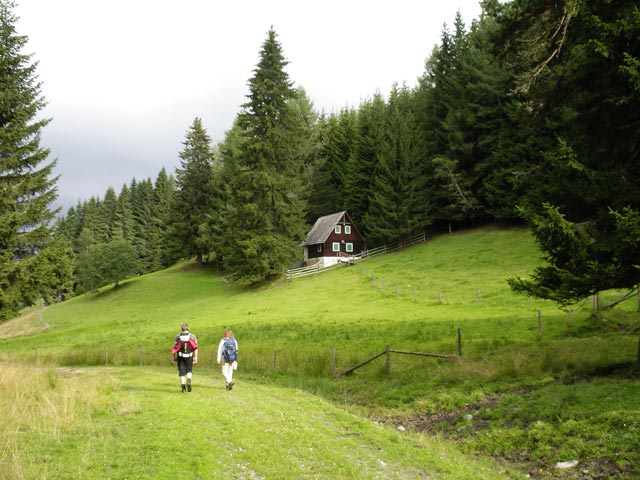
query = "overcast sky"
xmin=15 ymin=0 xmax=482 ymax=211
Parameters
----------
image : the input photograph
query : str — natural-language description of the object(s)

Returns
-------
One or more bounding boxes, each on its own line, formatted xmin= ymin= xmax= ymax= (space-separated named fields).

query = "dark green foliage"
xmin=364 ymin=86 xmax=430 ymax=246
xmin=76 ymin=240 xmax=138 ymax=292
xmin=113 ymin=184 xmax=135 ymax=244
xmin=508 ymin=204 xmax=640 ymax=305
xmin=415 ymin=16 xmax=483 ymax=225
xmin=500 ymin=0 xmax=640 ymax=319
xmin=307 ymin=108 xmax=357 ymax=222
xmin=342 ymin=94 xmax=386 ymax=234
xmin=0 ymin=1 xmax=65 ymax=319
xmin=219 ymin=28 xmax=311 ymax=283
xmin=171 ymin=117 xmax=216 ymax=264
xmin=151 ymin=168 xmax=177 ymax=269
xmin=55 ymin=170 xmax=178 ymax=294
xmin=46 ymin=1 xmax=640 ymax=308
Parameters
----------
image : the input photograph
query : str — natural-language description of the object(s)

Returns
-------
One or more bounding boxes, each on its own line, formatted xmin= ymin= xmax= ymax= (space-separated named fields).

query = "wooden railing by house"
xmin=285 ymin=232 xmax=426 ymax=280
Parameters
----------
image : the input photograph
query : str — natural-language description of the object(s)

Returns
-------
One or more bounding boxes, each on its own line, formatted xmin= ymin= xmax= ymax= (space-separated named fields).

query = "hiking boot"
xmin=225 ymin=382 xmax=229 ymax=390
xmin=187 ymin=380 xmax=192 ymax=392
xmin=228 ymin=382 xmax=234 ymax=390
xmin=181 ymin=384 xmax=186 ymax=393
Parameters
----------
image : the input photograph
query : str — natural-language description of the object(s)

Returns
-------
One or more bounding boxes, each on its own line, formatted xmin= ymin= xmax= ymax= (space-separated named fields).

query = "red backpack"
xmin=172 ymin=332 xmax=197 ymax=354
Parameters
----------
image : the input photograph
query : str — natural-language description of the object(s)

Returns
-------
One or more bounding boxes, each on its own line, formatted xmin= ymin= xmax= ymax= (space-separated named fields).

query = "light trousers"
xmin=221 ymin=362 xmax=236 ymax=384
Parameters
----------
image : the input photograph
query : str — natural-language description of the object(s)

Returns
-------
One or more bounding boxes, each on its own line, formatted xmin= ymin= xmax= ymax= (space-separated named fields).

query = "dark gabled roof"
xmin=300 ymin=211 xmax=347 ymax=246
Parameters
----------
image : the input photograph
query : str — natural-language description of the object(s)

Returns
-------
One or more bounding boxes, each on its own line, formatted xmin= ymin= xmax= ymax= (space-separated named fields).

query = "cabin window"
xmin=335 ymin=225 xmax=341 ymax=234
xmin=346 ymin=242 xmax=353 ymax=252
xmin=345 ymin=225 xmax=351 ymax=234
xmin=332 ymin=242 xmax=340 ymax=252
xmin=316 ymin=245 xmax=322 ymax=253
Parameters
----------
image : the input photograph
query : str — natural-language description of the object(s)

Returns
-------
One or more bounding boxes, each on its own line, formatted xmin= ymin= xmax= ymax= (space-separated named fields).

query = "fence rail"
xmin=286 ymin=232 xmax=426 ymax=280
xmin=334 ymin=341 xmax=459 ymax=378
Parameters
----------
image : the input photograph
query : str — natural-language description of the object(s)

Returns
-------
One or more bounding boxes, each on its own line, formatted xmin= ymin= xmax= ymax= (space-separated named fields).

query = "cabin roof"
xmin=300 ymin=211 xmax=348 ymax=246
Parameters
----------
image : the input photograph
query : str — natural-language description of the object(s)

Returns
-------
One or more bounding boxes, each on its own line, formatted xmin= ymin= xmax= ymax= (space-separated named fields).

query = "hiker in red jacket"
xmin=171 ymin=323 xmax=198 ymax=392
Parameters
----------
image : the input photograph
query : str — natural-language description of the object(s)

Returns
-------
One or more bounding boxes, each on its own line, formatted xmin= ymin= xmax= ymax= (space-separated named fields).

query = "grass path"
xmin=4 ymin=365 xmax=522 ymax=479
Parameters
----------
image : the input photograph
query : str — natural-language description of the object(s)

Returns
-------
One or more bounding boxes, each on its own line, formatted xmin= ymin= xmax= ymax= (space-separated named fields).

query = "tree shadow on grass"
xmin=86 ymin=280 xmax=135 ymax=301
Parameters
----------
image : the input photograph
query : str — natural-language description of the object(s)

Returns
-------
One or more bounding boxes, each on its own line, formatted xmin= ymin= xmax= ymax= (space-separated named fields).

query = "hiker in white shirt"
xmin=216 ymin=329 xmax=238 ymax=390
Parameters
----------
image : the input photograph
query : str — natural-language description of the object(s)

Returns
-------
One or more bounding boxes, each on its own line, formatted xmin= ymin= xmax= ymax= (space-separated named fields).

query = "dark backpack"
xmin=222 ymin=338 xmax=237 ymax=362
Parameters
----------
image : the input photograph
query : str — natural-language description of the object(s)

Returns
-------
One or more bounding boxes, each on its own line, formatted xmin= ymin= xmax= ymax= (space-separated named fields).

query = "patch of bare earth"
xmin=388 ymin=386 xmax=630 ymax=480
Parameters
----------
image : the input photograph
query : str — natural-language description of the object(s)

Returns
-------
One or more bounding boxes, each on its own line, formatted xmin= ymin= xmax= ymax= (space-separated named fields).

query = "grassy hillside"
xmin=2 ymin=226 xmax=639 ymax=478
xmin=2 ymin=227 xmax=565 ymax=358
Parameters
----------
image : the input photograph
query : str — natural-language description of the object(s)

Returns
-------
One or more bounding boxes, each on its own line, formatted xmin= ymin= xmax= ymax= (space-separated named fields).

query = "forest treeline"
xmin=2 ymin=0 xmax=639 ymax=319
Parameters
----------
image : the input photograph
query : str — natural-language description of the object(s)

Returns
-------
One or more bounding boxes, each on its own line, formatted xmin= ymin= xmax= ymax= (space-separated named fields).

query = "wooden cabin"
xmin=300 ymin=211 xmax=364 ymax=266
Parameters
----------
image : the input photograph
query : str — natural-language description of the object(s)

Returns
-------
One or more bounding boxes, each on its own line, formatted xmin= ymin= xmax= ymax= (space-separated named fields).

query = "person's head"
xmin=181 ymin=323 xmax=189 ymax=332
xmin=224 ymin=329 xmax=234 ymax=338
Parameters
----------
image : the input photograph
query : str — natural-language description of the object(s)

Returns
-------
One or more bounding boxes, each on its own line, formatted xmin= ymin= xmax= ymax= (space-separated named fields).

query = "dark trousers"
xmin=177 ymin=356 xmax=193 ymax=377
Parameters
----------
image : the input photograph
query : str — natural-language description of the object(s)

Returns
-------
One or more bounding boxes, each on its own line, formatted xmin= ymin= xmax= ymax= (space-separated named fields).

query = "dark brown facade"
xmin=300 ymin=211 xmax=364 ymax=262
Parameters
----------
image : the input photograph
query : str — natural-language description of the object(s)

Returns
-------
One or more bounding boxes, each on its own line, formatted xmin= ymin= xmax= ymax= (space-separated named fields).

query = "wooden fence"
xmin=285 ymin=232 xmax=426 ymax=280
xmin=331 ymin=327 xmax=462 ymax=378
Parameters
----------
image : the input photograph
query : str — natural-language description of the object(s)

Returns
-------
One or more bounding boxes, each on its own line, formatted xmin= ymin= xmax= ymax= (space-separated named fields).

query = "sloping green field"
xmin=2 ymin=226 xmax=638 ymax=479
xmin=2 ymin=227 xmax=566 ymax=363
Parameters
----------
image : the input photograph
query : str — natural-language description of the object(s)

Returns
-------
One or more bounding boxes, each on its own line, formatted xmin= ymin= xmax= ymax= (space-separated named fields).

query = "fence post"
xmin=457 ymin=328 xmax=462 ymax=357
xmin=477 ymin=289 xmax=481 ymax=305
xmin=537 ymin=310 xmax=542 ymax=337
xmin=437 ymin=288 xmax=441 ymax=304
xmin=385 ymin=344 xmax=390 ymax=375
xmin=273 ymin=350 xmax=277 ymax=374
xmin=330 ymin=345 xmax=336 ymax=378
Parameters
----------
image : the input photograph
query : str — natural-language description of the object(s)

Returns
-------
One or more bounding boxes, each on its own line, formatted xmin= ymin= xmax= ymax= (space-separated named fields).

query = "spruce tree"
xmin=307 ymin=108 xmax=357 ymax=222
xmin=0 ymin=1 xmax=63 ymax=319
xmin=342 ymin=93 xmax=386 ymax=236
xmin=365 ymin=86 xmax=429 ymax=246
xmin=131 ymin=178 xmax=155 ymax=273
xmin=152 ymin=168 xmax=176 ymax=268
xmin=220 ymin=28 xmax=310 ymax=283
xmin=172 ymin=117 xmax=215 ymax=264
xmin=113 ymin=183 xmax=135 ymax=244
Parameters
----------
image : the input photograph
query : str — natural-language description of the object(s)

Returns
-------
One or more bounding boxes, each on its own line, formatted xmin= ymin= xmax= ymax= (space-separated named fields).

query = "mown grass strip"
xmin=0 ymin=365 xmax=522 ymax=479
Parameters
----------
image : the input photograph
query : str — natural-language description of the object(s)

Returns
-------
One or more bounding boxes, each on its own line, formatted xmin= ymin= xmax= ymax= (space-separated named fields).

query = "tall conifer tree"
xmin=343 ymin=93 xmax=386 ymax=235
xmin=0 ymin=2 xmax=64 ymax=319
xmin=365 ymin=86 xmax=428 ymax=246
xmin=220 ymin=28 xmax=309 ymax=282
xmin=172 ymin=117 xmax=215 ymax=264
xmin=152 ymin=168 xmax=176 ymax=269
xmin=307 ymin=108 xmax=357 ymax=222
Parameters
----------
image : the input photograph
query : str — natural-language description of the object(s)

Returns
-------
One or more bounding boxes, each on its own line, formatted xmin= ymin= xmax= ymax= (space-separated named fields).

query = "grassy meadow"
xmin=1 ymin=226 xmax=639 ymax=479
